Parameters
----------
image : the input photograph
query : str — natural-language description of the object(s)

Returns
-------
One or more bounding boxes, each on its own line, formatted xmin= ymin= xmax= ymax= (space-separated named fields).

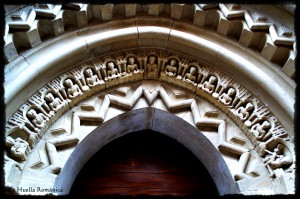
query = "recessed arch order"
xmin=4 ymin=15 xmax=295 ymax=196
xmin=5 ymin=17 xmax=294 ymax=131
xmin=55 ymin=107 xmax=238 ymax=196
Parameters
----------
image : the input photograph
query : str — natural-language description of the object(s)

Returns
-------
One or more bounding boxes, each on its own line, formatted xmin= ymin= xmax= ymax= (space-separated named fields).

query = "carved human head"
xmin=85 ymin=68 xmax=93 ymax=77
xmin=208 ymin=75 xmax=217 ymax=83
xmin=149 ymin=56 xmax=156 ymax=64
xmin=65 ymin=79 xmax=74 ymax=87
xmin=107 ymin=62 xmax=115 ymax=70
xmin=45 ymin=93 xmax=54 ymax=101
xmin=128 ymin=57 xmax=135 ymax=64
xmin=190 ymin=66 xmax=197 ymax=75
xmin=27 ymin=109 xmax=37 ymax=118
xmin=261 ymin=120 xmax=271 ymax=129
xmin=170 ymin=59 xmax=177 ymax=66
xmin=245 ymin=102 xmax=254 ymax=110
xmin=228 ymin=88 xmax=236 ymax=96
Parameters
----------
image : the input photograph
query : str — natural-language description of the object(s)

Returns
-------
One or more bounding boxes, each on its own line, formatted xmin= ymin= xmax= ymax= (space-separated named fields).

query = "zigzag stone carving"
xmin=4 ymin=4 xmax=295 ymax=78
xmin=4 ymin=49 xmax=294 ymax=188
xmin=5 ymin=80 xmax=295 ymax=195
xmin=26 ymin=82 xmax=254 ymax=174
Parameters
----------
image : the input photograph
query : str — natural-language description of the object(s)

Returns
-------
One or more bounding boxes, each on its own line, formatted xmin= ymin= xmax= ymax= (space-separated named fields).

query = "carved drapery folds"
xmin=5 ymin=49 xmax=294 ymax=189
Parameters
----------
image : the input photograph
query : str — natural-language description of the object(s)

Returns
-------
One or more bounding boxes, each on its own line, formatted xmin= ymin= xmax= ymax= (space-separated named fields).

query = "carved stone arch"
xmin=4 ymin=3 xmax=296 ymax=196
xmin=5 ymin=17 xmax=291 ymax=131
xmin=54 ymin=108 xmax=238 ymax=196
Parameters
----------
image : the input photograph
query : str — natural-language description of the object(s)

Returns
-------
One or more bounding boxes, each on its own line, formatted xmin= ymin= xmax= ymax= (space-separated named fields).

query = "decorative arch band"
xmin=5 ymin=48 xmax=293 ymax=162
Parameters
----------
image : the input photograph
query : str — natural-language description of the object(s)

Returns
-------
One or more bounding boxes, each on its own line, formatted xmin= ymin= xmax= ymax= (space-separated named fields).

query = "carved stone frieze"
xmin=6 ymin=48 xmax=292 ymax=147
xmin=4 ymin=49 xmax=295 ymax=195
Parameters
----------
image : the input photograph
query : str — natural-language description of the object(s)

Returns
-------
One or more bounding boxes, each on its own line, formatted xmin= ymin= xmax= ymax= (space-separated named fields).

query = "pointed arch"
xmin=54 ymin=108 xmax=238 ymax=195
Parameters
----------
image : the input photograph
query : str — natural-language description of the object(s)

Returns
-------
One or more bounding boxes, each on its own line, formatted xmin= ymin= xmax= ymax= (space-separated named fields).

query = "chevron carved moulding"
xmin=4 ymin=48 xmax=295 ymax=195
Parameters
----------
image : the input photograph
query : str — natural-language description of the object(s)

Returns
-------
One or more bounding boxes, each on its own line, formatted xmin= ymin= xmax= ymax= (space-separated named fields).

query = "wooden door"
xmin=70 ymin=130 xmax=219 ymax=196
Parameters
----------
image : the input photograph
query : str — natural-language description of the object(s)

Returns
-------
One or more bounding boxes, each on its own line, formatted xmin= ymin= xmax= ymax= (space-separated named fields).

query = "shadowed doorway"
xmin=69 ymin=130 xmax=219 ymax=196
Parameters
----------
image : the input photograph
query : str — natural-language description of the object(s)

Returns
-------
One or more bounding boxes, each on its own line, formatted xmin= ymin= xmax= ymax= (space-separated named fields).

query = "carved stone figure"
xmin=146 ymin=55 xmax=158 ymax=78
xmin=183 ymin=66 xmax=197 ymax=86
xmin=201 ymin=75 xmax=217 ymax=94
xmin=127 ymin=57 xmax=140 ymax=74
xmin=106 ymin=62 xmax=121 ymax=80
xmin=5 ymin=136 xmax=31 ymax=161
xmin=250 ymin=120 xmax=271 ymax=141
xmin=218 ymin=88 xmax=236 ymax=106
xmin=64 ymin=79 xmax=82 ymax=99
xmin=235 ymin=102 xmax=254 ymax=121
xmin=263 ymin=144 xmax=293 ymax=170
xmin=44 ymin=93 xmax=65 ymax=112
xmin=26 ymin=109 xmax=49 ymax=132
xmin=165 ymin=59 xmax=178 ymax=77
xmin=84 ymin=68 xmax=102 ymax=87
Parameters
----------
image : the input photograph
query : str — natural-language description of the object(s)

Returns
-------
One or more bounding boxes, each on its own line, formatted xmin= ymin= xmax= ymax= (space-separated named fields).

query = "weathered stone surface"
xmin=4 ymin=3 xmax=295 ymax=196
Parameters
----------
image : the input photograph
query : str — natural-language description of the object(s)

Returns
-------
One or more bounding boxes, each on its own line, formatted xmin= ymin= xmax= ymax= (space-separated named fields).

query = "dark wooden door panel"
xmin=78 ymin=172 xmax=213 ymax=189
xmin=76 ymin=187 xmax=207 ymax=196
xmin=70 ymin=130 xmax=219 ymax=196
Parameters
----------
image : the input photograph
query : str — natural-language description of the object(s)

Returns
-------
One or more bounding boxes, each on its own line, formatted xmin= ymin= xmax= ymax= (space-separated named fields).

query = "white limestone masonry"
xmin=4 ymin=3 xmax=295 ymax=196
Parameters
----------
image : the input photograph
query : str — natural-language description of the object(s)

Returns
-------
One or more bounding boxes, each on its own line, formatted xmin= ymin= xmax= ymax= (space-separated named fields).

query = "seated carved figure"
xmin=165 ymin=59 xmax=178 ymax=77
xmin=183 ymin=67 xmax=197 ymax=85
xmin=44 ymin=93 xmax=65 ymax=112
xmin=85 ymin=68 xmax=101 ymax=87
xmin=146 ymin=56 xmax=158 ymax=78
xmin=263 ymin=144 xmax=293 ymax=170
xmin=27 ymin=109 xmax=49 ymax=132
xmin=201 ymin=76 xmax=217 ymax=94
xmin=218 ymin=88 xmax=236 ymax=106
xmin=250 ymin=120 xmax=271 ymax=141
xmin=65 ymin=79 xmax=82 ymax=99
xmin=106 ymin=62 xmax=120 ymax=79
xmin=235 ymin=102 xmax=254 ymax=121
xmin=5 ymin=136 xmax=31 ymax=161
xmin=127 ymin=57 xmax=140 ymax=74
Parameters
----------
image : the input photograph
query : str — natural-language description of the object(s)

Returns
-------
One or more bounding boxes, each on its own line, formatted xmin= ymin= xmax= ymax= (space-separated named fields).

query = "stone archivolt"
xmin=4 ymin=49 xmax=295 ymax=195
xmin=4 ymin=3 xmax=295 ymax=78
